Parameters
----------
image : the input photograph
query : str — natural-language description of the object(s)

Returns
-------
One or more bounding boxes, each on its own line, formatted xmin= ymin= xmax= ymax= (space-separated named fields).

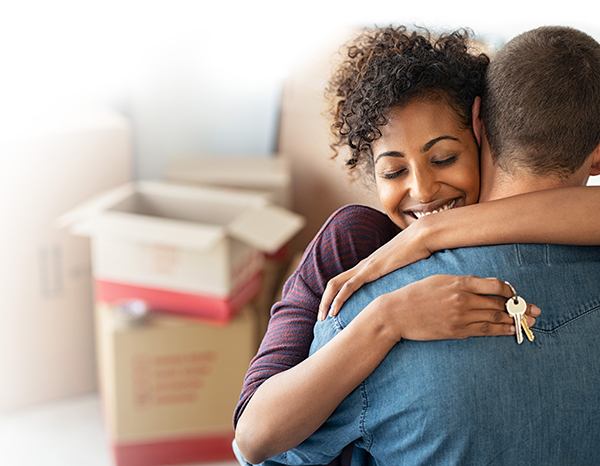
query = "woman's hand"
xmin=367 ymin=275 xmax=540 ymax=342
xmin=319 ymin=222 xmax=432 ymax=320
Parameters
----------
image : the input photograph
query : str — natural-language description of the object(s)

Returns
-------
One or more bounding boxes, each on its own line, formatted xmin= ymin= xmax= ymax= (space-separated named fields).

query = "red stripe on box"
xmin=95 ymin=273 xmax=261 ymax=324
xmin=112 ymin=431 xmax=235 ymax=466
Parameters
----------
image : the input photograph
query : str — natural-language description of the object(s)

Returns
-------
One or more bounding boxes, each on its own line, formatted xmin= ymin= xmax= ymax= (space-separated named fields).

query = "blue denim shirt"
xmin=255 ymin=244 xmax=600 ymax=465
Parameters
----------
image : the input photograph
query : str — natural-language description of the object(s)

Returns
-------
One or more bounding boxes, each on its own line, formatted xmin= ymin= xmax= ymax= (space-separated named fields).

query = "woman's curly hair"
xmin=327 ymin=25 xmax=490 ymax=178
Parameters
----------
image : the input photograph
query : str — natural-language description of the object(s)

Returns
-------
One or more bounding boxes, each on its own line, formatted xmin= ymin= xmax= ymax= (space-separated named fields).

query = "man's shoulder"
xmin=440 ymin=243 xmax=600 ymax=266
xmin=338 ymin=243 xmax=600 ymax=326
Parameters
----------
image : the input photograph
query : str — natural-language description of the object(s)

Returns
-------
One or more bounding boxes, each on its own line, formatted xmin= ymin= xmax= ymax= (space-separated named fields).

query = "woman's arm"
xmin=422 ymin=186 xmax=600 ymax=251
xmin=234 ymin=205 xmax=398 ymax=463
xmin=320 ymin=186 xmax=600 ymax=318
xmin=235 ymin=275 xmax=534 ymax=464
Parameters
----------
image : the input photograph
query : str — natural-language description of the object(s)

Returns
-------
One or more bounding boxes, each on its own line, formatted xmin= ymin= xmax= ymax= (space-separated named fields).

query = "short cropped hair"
xmin=327 ymin=26 xmax=490 ymax=178
xmin=482 ymin=26 xmax=600 ymax=177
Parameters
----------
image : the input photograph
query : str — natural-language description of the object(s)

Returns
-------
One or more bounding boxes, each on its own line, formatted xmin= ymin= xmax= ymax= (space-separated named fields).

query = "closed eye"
xmin=381 ymin=169 xmax=407 ymax=180
xmin=432 ymin=155 xmax=458 ymax=166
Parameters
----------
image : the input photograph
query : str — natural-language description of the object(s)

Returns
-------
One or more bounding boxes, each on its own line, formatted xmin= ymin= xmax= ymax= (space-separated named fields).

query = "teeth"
xmin=412 ymin=199 xmax=457 ymax=219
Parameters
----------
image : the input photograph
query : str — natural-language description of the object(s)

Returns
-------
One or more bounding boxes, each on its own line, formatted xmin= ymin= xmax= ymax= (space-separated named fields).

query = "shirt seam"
xmin=332 ymin=314 xmax=372 ymax=451
xmin=359 ymin=381 xmax=372 ymax=451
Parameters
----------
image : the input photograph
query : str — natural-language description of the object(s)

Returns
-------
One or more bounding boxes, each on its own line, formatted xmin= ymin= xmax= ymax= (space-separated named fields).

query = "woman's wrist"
xmin=413 ymin=204 xmax=475 ymax=253
xmin=364 ymin=292 xmax=408 ymax=343
xmin=408 ymin=212 xmax=440 ymax=254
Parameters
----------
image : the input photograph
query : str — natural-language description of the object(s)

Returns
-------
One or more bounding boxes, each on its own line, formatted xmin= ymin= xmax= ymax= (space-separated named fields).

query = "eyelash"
xmin=433 ymin=155 xmax=458 ymax=166
xmin=381 ymin=169 xmax=406 ymax=180
xmin=381 ymin=155 xmax=459 ymax=179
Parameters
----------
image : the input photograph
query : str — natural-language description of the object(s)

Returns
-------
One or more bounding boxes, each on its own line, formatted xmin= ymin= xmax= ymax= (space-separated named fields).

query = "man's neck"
xmin=479 ymin=171 xmax=567 ymax=202
xmin=478 ymin=141 xmax=590 ymax=202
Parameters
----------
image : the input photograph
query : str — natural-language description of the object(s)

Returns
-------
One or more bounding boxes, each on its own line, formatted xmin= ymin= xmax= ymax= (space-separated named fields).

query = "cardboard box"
xmin=0 ymin=107 xmax=131 ymax=411
xmin=59 ymin=181 xmax=305 ymax=322
xmin=96 ymin=301 xmax=257 ymax=466
xmin=165 ymin=155 xmax=293 ymax=209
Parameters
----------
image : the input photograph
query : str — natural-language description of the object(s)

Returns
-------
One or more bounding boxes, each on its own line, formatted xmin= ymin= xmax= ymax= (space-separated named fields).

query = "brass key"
xmin=521 ymin=314 xmax=535 ymax=342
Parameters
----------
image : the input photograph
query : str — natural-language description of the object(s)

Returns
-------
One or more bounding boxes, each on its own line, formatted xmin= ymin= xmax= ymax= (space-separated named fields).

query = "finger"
xmin=317 ymin=308 xmax=326 ymax=322
xmin=464 ymin=321 xmax=515 ymax=337
xmin=464 ymin=294 xmax=509 ymax=313
xmin=330 ymin=279 xmax=361 ymax=316
xmin=465 ymin=297 xmax=538 ymax=329
xmin=320 ymin=278 xmax=345 ymax=320
xmin=525 ymin=303 xmax=541 ymax=317
xmin=462 ymin=276 xmax=513 ymax=298
xmin=461 ymin=308 xmax=520 ymax=336
xmin=463 ymin=308 xmax=514 ymax=326
xmin=464 ymin=277 xmax=541 ymax=320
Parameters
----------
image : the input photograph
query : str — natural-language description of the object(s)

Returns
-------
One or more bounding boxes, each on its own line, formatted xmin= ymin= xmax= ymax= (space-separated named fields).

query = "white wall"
xmin=2 ymin=0 xmax=599 ymax=180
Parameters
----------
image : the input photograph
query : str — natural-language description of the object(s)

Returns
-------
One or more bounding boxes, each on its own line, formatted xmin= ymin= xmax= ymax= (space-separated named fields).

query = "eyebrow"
xmin=374 ymin=135 xmax=460 ymax=164
xmin=422 ymin=135 xmax=459 ymax=152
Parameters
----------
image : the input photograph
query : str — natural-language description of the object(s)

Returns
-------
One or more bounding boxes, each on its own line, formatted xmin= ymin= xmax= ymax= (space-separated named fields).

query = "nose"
xmin=407 ymin=167 xmax=440 ymax=202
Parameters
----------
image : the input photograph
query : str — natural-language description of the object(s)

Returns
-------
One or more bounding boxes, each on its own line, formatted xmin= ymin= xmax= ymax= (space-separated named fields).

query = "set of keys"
xmin=504 ymin=282 xmax=535 ymax=344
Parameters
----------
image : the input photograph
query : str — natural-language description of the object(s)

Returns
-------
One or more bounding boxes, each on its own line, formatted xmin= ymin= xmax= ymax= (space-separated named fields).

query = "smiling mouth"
xmin=409 ymin=199 xmax=457 ymax=220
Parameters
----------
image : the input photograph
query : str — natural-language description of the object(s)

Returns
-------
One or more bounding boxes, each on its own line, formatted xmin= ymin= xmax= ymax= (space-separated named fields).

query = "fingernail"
xmin=527 ymin=317 xmax=535 ymax=326
xmin=510 ymin=325 xmax=515 ymax=333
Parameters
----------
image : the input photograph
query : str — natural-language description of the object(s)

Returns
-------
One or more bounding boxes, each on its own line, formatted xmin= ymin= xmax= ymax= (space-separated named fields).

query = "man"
xmin=258 ymin=25 xmax=600 ymax=465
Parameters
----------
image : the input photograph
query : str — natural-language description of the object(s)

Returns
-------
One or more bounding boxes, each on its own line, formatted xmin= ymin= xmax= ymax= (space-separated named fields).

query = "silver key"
xmin=506 ymin=296 xmax=527 ymax=344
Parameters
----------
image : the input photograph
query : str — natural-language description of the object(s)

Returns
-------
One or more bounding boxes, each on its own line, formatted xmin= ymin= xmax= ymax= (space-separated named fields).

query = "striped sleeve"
xmin=233 ymin=204 xmax=398 ymax=427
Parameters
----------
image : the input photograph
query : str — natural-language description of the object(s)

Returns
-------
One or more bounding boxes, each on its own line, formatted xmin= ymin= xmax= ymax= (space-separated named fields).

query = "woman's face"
xmin=372 ymin=98 xmax=481 ymax=230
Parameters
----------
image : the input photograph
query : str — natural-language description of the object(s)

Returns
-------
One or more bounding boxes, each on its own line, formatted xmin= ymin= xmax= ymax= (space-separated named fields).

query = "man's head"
xmin=481 ymin=26 xmax=600 ymax=183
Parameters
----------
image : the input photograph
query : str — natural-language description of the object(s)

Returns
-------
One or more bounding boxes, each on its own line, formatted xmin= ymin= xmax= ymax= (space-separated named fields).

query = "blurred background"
xmin=1 ymin=1 xmax=599 ymax=465
xmin=3 ymin=0 xmax=599 ymax=179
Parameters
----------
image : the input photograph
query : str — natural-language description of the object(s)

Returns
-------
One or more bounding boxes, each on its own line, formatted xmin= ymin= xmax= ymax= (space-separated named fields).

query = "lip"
xmin=404 ymin=198 xmax=460 ymax=220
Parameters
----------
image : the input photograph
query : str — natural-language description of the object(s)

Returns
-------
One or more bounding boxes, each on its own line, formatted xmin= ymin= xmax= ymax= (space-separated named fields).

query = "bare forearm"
xmin=421 ymin=186 xmax=600 ymax=252
xmin=235 ymin=299 xmax=397 ymax=464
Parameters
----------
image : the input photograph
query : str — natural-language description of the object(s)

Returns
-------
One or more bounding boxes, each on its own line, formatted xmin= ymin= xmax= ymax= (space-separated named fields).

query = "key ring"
xmin=504 ymin=281 xmax=518 ymax=304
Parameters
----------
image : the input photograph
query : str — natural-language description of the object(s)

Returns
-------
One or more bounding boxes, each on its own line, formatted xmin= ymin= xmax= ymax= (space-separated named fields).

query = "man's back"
xmin=295 ymin=243 xmax=600 ymax=465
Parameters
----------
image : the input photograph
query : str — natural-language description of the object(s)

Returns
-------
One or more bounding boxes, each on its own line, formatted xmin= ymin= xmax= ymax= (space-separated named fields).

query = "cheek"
xmin=375 ymin=179 xmax=392 ymax=209
xmin=375 ymin=178 xmax=396 ymax=207
xmin=444 ymin=147 xmax=480 ymax=204
xmin=375 ymin=179 xmax=409 ymax=223
xmin=457 ymin=165 xmax=481 ymax=204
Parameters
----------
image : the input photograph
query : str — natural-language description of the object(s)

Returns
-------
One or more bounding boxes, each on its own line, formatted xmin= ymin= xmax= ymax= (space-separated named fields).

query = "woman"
xmin=234 ymin=26 xmax=599 ymax=465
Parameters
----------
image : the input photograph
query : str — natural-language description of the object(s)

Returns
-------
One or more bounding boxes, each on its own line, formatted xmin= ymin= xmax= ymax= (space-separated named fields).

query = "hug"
xmin=235 ymin=24 xmax=600 ymax=465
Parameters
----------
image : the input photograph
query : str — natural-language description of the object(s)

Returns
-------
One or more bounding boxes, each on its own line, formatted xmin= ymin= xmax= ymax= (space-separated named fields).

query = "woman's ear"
xmin=471 ymin=96 xmax=483 ymax=146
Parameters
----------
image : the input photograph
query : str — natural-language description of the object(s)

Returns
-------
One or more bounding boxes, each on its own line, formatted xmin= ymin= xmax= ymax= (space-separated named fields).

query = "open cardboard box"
xmin=58 ymin=181 xmax=305 ymax=322
xmin=95 ymin=301 xmax=257 ymax=466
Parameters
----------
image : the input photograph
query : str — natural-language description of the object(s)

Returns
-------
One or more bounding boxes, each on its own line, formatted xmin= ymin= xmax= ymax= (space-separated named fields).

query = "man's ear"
xmin=471 ymin=96 xmax=483 ymax=146
xmin=589 ymin=143 xmax=600 ymax=177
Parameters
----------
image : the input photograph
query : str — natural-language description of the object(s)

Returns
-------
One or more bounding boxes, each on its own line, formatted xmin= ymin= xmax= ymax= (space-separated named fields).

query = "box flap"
xmin=72 ymin=211 xmax=226 ymax=251
xmin=56 ymin=183 xmax=136 ymax=229
xmin=227 ymin=205 xmax=305 ymax=254
xmin=136 ymin=180 xmax=270 ymax=206
xmin=166 ymin=156 xmax=290 ymax=189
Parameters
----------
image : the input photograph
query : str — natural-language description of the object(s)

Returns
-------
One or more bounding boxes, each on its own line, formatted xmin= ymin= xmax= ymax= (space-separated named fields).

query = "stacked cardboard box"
xmin=60 ymin=158 xmax=304 ymax=466
xmin=95 ymin=302 xmax=256 ymax=466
